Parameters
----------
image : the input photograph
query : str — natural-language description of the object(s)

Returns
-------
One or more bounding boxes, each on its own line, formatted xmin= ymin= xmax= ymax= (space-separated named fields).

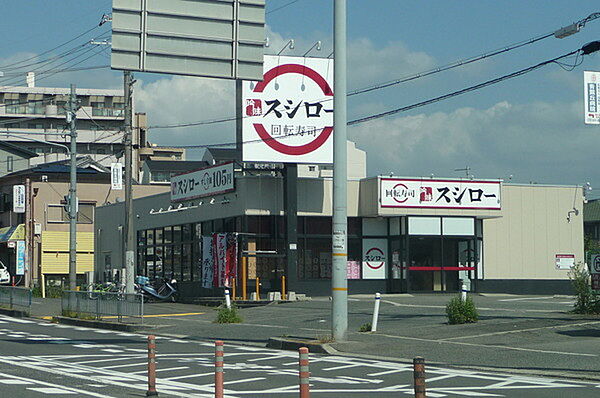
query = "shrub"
xmin=568 ymin=262 xmax=600 ymax=314
xmin=446 ymin=296 xmax=478 ymax=324
xmin=215 ymin=305 xmax=243 ymax=324
xmin=46 ymin=285 xmax=64 ymax=299
xmin=358 ymin=322 xmax=372 ymax=332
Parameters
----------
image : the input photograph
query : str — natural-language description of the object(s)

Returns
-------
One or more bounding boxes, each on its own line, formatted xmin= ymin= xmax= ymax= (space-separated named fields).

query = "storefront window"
xmin=164 ymin=227 xmax=173 ymax=244
xmin=163 ymin=246 xmax=173 ymax=278
xmin=173 ymin=225 xmax=182 ymax=243
xmin=147 ymin=229 xmax=154 ymax=246
xmin=305 ymin=217 xmax=331 ymax=235
xmin=182 ymin=243 xmax=192 ymax=281
xmin=299 ymin=237 xmax=332 ymax=279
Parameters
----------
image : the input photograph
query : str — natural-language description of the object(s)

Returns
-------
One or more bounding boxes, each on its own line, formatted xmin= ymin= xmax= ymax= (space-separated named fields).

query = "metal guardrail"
xmin=0 ymin=286 xmax=32 ymax=311
xmin=61 ymin=291 xmax=144 ymax=323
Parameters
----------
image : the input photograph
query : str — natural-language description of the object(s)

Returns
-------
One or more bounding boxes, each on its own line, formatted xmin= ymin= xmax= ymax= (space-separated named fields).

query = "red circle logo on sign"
xmin=365 ymin=247 xmax=385 ymax=269
xmin=251 ymin=64 xmax=333 ymax=155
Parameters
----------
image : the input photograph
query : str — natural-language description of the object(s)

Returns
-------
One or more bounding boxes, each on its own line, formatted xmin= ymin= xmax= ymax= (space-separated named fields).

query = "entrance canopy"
xmin=0 ymin=224 xmax=24 ymax=243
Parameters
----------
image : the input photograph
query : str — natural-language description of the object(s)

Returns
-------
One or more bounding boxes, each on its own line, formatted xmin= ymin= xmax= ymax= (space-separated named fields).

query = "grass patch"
xmin=214 ymin=305 xmax=243 ymax=324
xmin=61 ymin=310 xmax=97 ymax=321
xmin=446 ymin=296 xmax=478 ymax=324
xmin=358 ymin=322 xmax=372 ymax=332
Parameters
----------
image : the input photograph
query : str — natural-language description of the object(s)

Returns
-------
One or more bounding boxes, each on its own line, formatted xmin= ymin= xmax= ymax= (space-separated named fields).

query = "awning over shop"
xmin=0 ymin=224 xmax=24 ymax=243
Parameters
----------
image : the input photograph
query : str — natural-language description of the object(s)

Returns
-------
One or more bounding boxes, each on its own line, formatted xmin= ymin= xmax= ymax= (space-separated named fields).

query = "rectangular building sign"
xmin=13 ymin=185 xmax=25 ymax=213
xmin=111 ymin=163 xmax=123 ymax=190
xmin=242 ymin=55 xmax=334 ymax=164
xmin=380 ymin=178 xmax=501 ymax=210
xmin=171 ymin=162 xmax=234 ymax=202
xmin=362 ymin=239 xmax=387 ymax=280
xmin=555 ymin=254 xmax=575 ymax=270
xmin=584 ymin=71 xmax=600 ymax=125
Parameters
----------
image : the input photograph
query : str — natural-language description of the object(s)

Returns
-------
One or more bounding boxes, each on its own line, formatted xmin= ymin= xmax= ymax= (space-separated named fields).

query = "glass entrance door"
xmin=442 ymin=237 xmax=476 ymax=291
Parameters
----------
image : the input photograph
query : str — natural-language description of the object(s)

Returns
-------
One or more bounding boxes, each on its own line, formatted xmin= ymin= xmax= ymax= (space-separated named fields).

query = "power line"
xmin=0 ymin=24 xmax=101 ymax=70
xmin=147 ymin=12 xmax=600 ymax=130
xmin=267 ymin=0 xmax=301 ymax=14
xmin=165 ymin=42 xmax=595 ymax=148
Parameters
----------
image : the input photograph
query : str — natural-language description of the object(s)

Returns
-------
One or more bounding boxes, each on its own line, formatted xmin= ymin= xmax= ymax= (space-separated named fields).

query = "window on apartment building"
xmin=27 ymin=123 xmax=44 ymax=129
xmin=6 ymin=156 xmax=13 ymax=172
xmin=6 ymin=123 xmax=20 ymax=129
xmin=151 ymin=171 xmax=171 ymax=182
xmin=27 ymin=101 xmax=43 ymax=114
xmin=4 ymin=99 xmax=21 ymax=114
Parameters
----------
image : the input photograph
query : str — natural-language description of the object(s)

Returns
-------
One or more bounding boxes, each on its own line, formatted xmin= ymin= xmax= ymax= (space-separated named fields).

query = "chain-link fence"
xmin=0 ymin=286 xmax=32 ymax=313
xmin=61 ymin=291 xmax=144 ymax=323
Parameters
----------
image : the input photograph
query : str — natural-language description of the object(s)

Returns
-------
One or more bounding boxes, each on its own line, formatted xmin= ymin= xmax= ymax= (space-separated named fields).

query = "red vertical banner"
xmin=226 ymin=233 xmax=238 ymax=285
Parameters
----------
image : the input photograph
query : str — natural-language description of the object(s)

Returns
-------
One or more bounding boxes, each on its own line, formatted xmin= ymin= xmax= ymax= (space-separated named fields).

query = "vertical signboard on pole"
xmin=13 ymin=185 xmax=25 ymax=213
xmin=111 ymin=163 xmax=123 ymax=190
xmin=16 ymin=240 xmax=25 ymax=276
xmin=242 ymin=55 xmax=334 ymax=163
xmin=584 ymin=71 xmax=600 ymax=125
xmin=362 ymin=239 xmax=387 ymax=279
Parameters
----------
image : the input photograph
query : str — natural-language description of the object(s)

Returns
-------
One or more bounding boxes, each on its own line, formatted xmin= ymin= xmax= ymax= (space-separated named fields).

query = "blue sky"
xmin=2 ymin=1 xmax=600 ymax=196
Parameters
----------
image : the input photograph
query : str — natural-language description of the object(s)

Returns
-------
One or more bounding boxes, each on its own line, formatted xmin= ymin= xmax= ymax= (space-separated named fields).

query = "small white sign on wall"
xmin=555 ymin=254 xmax=575 ymax=270
xmin=362 ymin=239 xmax=387 ymax=279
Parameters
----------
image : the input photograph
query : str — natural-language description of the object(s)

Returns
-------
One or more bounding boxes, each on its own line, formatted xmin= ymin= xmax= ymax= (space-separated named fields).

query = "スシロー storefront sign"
xmin=555 ymin=254 xmax=575 ymax=270
xmin=242 ymin=55 xmax=334 ymax=164
xmin=362 ymin=239 xmax=387 ymax=279
xmin=380 ymin=178 xmax=501 ymax=210
xmin=584 ymin=71 xmax=600 ymax=125
xmin=171 ymin=162 xmax=234 ymax=202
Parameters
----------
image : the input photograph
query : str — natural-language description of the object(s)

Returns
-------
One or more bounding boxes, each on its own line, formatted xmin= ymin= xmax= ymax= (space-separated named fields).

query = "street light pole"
xmin=332 ymin=0 xmax=348 ymax=341
xmin=68 ymin=84 xmax=78 ymax=291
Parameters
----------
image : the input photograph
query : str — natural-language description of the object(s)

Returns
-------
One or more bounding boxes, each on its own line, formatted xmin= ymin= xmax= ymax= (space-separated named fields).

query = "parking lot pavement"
xmin=0 ymin=316 xmax=598 ymax=397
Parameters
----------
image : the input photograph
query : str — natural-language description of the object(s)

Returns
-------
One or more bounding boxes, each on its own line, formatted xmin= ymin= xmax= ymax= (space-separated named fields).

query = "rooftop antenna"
xmin=454 ymin=166 xmax=472 ymax=178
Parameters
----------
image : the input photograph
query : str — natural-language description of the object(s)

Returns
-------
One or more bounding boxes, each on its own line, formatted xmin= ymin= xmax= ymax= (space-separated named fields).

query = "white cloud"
xmin=349 ymin=100 xmax=597 ymax=188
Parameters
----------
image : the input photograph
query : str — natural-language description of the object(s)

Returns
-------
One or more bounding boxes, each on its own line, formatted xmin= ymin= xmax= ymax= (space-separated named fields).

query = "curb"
xmin=52 ymin=316 xmax=152 ymax=332
xmin=0 ymin=307 xmax=29 ymax=318
xmin=267 ymin=336 xmax=337 ymax=355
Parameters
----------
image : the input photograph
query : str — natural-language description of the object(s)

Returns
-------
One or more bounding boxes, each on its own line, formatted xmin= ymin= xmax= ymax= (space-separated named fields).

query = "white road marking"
xmin=223 ymin=377 xmax=266 ymax=385
xmin=0 ymin=371 xmax=116 ymax=397
xmin=0 ymin=379 xmax=31 ymax=384
xmin=374 ymin=332 xmax=597 ymax=357
xmin=0 ymin=316 xmax=34 ymax=323
xmin=440 ymin=320 xmax=600 ymax=341
xmin=27 ymin=387 xmax=77 ymax=394
xmin=499 ymin=296 xmax=555 ymax=302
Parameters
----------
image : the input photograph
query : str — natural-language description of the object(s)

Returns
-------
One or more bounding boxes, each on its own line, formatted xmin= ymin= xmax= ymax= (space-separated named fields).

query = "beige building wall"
xmin=483 ymin=184 xmax=584 ymax=280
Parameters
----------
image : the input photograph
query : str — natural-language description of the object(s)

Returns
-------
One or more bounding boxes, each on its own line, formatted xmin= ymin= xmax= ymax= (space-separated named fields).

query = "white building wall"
xmin=483 ymin=184 xmax=584 ymax=280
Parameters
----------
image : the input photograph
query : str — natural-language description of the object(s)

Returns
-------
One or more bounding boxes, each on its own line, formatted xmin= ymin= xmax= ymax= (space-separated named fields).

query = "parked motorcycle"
xmin=135 ymin=276 xmax=179 ymax=302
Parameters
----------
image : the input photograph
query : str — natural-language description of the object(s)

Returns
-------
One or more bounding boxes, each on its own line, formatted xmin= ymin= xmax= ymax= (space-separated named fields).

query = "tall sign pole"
xmin=68 ymin=84 xmax=78 ymax=291
xmin=332 ymin=0 xmax=348 ymax=341
xmin=124 ymin=70 xmax=135 ymax=293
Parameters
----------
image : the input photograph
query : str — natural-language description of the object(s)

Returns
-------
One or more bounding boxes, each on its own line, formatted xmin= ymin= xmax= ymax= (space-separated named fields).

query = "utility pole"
xmin=68 ymin=84 xmax=77 ymax=291
xmin=123 ymin=71 xmax=135 ymax=294
xmin=332 ymin=0 xmax=348 ymax=341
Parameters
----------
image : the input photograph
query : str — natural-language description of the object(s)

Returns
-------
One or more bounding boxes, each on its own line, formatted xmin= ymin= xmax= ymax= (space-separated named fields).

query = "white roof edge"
xmin=0 ymin=86 xmax=123 ymax=96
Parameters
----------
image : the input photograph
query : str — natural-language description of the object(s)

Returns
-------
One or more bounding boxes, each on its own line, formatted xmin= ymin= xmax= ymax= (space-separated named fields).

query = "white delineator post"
xmin=461 ymin=282 xmax=467 ymax=302
xmin=371 ymin=292 xmax=381 ymax=332
xmin=225 ymin=289 xmax=231 ymax=309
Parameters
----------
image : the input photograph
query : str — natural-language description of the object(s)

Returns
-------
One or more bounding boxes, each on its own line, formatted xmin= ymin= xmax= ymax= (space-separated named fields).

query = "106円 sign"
xmin=242 ymin=55 xmax=334 ymax=164
xmin=380 ymin=178 xmax=501 ymax=210
xmin=171 ymin=162 xmax=234 ymax=202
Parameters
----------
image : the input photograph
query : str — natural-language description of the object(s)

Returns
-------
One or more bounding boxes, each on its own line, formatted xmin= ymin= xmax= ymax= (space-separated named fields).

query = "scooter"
xmin=135 ymin=276 xmax=179 ymax=302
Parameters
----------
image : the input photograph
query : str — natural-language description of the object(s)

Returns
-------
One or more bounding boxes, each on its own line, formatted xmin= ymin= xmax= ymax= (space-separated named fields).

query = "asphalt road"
xmin=1 ymin=312 xmax=600 ymax=397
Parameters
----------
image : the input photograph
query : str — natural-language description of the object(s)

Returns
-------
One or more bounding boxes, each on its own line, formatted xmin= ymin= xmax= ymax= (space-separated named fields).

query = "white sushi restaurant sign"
xmin=380 ymin=178 xmax=501 ymax=210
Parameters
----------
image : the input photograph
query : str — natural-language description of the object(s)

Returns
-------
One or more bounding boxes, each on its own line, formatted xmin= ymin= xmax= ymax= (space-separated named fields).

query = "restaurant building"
xmin=95 ymin=144 xmax=584 ymax=297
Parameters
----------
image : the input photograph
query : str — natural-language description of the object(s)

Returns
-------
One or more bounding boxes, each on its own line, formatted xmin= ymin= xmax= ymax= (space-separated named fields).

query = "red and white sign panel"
xmin=584 ymin=71 xmax=600 ymax=125
xmin=555 ymin=254 xmax=575 ymax=270
xmin=362 ymin=239 xmax=387 ymax=279
xmin=242 ymin=55 xmax=334 ymax=164
xmin=380 ymin=178 xmax=501 ymax=210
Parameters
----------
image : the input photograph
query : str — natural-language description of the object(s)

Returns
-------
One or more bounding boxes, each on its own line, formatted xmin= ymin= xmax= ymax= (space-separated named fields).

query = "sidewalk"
xmin=27 ymin=294 xmax=600 ymax=381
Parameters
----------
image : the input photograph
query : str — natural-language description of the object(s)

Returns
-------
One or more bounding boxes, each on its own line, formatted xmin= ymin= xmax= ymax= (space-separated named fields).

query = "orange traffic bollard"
xmin=215 ymin=340 xmax=224 ymax=398
xmin=413 ymin=356 xmax=426 ymax=398
xmin=299 ymin=347 xmax=310 ymax=398
xmin=146 ymin=335 xmax=158 ymax=396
